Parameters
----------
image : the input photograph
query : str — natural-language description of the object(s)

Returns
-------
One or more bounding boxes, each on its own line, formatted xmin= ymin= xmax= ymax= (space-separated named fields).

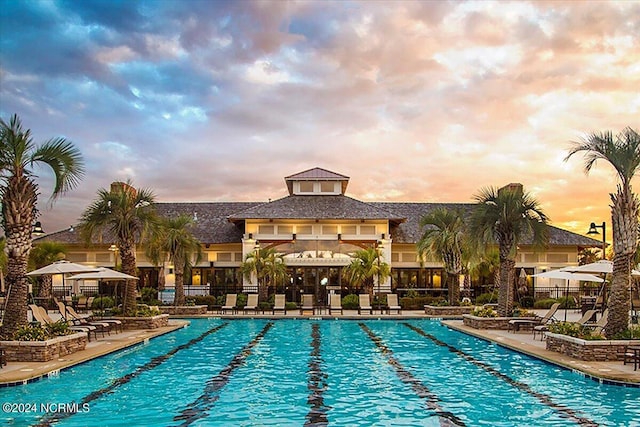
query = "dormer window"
xmin=285 ymin=167 xmax=350 ymax=196
xmin=299 ymin=182 xmax=314 ymax=193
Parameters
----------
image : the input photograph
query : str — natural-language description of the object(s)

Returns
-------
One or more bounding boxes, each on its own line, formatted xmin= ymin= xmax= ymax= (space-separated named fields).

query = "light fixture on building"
xmin=292 ymin=233 xmax=296 ymax=241
xmin=32 ymin=221 xmax=45 ymax=236
xmin=248 ymin=233 xmax=253 ymax=240
xmin=586 ymin=221 xmax=606 ymax=260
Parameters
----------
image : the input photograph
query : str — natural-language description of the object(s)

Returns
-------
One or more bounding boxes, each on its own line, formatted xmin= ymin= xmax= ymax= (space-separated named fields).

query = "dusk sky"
xmin=1 ymin=0 xmax=638 ymax=240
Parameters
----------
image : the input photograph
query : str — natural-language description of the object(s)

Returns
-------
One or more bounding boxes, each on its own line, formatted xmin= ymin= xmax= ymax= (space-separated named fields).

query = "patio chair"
xmin=56 ymin=301 xmax=113 ymax=336
xmin=585 ymin=309 xmax=608 ymax=335
xmin=272 ymin=294 xmax=286 ymax=315
xmin=65 ymin=303 xmax=123 ymax=333
xmin=243 ymin=294 xmax=259 ymax=314
xmin=221 ymin=294 xmax=237 ymax=314
xmin=329 ymin=294 xmax=342 ymax=315
xmin=533 ymin=309 xmax=597 ymax=340
xmin=76 ymin=296 xmax=89 ymax=312
xmin=300 ymin=294 xmax=314 ymax=315
xmin=508 ymin=303 xmax=560 ymax=333
xmin=387 ymin=294 xmax=402 ymax=315
xmin=358 ymin=294 xmax=373 ymax=314
xmin=29 ymin=304 xmax=99 ymax=340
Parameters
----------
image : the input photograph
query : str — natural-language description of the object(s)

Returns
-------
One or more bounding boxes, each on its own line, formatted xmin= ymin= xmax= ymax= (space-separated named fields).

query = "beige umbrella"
xmin=27 ymin=260 xmax=99 ymax=298
xmin=532 ymin=269 xmax=604 ymax=321
xmin=68 ymin=268 xmax=138 ymax=310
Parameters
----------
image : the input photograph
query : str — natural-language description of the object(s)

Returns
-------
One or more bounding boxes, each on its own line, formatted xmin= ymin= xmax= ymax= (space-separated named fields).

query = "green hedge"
xmin=341 ymin=294 xmax=359 ymax=309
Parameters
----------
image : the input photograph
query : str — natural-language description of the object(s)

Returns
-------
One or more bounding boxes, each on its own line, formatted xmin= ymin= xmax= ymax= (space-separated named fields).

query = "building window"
xmin=322 ymin=225 xmax=338 ymax=235
xmin=523 ymin=253 xmax=539 ymax=263
xmin=217 ymin=253 xmax=232 ymax=262
xmin=360 ymin=225 xmax=375 ymax=235
xmin=320 ymin=182 xmax=335 ymax=192
xmin=297 ymin=225 xmax=312 ymax=234
xmin=299 ymin=182 xmax=314 ymax=192
xmin=278 ymin=225 xmax=293 ymax=234
xmin=259 ymin=225 xmax=275 ymax=234
xmin=547 ymin=253 xmax=569 ymax=263
xmin=341 ymin=225 xmax=357 ymax=235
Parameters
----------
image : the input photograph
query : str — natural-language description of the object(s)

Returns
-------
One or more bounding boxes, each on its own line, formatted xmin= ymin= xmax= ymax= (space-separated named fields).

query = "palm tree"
xmin=342 ymin=247 xmax=391 ymax=297
xmin=565 ymin=127 xmax=640 ymax=337
xmin=28 ymin=241 xmax=67 ymax=299
xmin=240 ymin=247 xmax=287 ymax=302
xmin=417 ymin=208 xmax=467 ymax=304
xmin=78 ymin=181 xmax=156 ymax=315
xmin=469 ymin=184 xmax=549 ymax=316
xmin=146 ymin=215 xmax=202 ymax=306
xmin=0 ymin=114 xmax=84 ymax=338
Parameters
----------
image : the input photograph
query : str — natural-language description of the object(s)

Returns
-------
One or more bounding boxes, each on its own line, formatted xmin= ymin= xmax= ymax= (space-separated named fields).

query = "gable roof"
xmin=228 ymin=195 xmax=405 ymax=223
xmin=35 ymin=200 xmax=600 ymax=248
xmin=284 ymin=167 xmax=350 ymax=194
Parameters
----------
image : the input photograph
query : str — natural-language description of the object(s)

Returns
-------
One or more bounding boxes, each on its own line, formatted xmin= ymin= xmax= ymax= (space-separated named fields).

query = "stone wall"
xmin=113 ymin=314 xmax=170 ymax=330
xmin=0 ymin=332 xmax=88 ymax=362
xmin=462 ymin=315 xmax=536 ymax=330
xmin=424 ymin=305 xmax=475 ymax=316
xmin=545 ymin=333 xmax=640 ymax=361
xmin=159 ymin=305 xmax=208 ymax=315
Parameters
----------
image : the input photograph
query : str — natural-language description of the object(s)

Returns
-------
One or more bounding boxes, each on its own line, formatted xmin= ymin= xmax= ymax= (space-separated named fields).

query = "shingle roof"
xmin=228 ymin=195 xmax=405 ymax=222
xmin=371 ymin=202 xmax=601 ymax=246
xmin=36 ymin=200 xmax=600 ymax=248
xmin=284 ymin=167 xmax=349 ymax=181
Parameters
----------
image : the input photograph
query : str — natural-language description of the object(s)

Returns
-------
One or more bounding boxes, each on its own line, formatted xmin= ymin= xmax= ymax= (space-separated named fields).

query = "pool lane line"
xmin=305 ymin=322 xmax=330 ymax=427
xmin=173 ymin=322 xmax=275 ymax=426
xmin=358 ymin=323 xmax=466 ymax=427
xmin=403 ymin=323 xmax=599 ymax=427
xmin=32 ymin=322 xmax=229 ymax=427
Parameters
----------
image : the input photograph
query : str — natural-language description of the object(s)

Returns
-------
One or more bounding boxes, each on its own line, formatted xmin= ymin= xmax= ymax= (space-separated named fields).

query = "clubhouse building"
xmin=36 ymin=167 xmax=601 ymax=304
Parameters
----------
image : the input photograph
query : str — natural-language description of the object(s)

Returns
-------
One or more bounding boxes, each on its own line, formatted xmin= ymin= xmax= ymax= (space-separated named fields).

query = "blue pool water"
xmin=1 ymin=319 xmax=639 ymax=426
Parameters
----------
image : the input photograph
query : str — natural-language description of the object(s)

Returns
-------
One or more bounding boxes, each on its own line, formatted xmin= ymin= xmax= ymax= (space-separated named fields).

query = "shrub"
xmin=236 ymin=293 xmax=247 ymax=308
xmin=475 ymin=292 xmax=498 ymax=305
xmin=189 ymin=295 xmax=219 ymax=310
xmin=512 ymin=308 xmax=536 ymax=317
xmin=140 ymin=287 xmax=157 ymax=303
xmin=547 ymin=321 xmax=605 ymax=340
xmin=557 ymin=296 xmax=576 ymax=309
xmin=534 ymin=298 xmax=558 ymax=309
xmin=341 ymin=294 xmax=359 ymax=309
xmin=92 ymin=296 xmax=115 ymax=310
xmin=13 ymin=323 xmax=50 ymax=341
xmin=285 ymin=302 xmax=298 ymax=310
xmin=401 ymin=296 xmax=442 ymax=309
xmin=258 ymin=301 xmax=272 ymax=311
xmin=46 ymin=319 xmax=71 ymax=336
xmin=611 ymin=325 xmax=640 ymax=340
xmin=470 ymin=307 xmax=498 ymax=318
xmin=519 ymin=296 xmax=534 ymax=308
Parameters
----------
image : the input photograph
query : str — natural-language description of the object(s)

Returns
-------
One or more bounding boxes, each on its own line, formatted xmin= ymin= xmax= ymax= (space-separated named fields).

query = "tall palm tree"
xmin=28 ymin=241 xmax=67 ymax=298
xmin=342 ymin=247 xmax=391 ymax=297
xmin=565 ymin=127 xmax=640 ymax=337
xmin=469 ymin=184 xmax=549 ymax=316
xmin=0 ymin=114 xmax=84 ymax=338
xmin=146 ymin=215 xmax=202 ymax=306
xmin=417 ymin=208 xmax=466 ymax=304
xmin=78 ymin=180 xmax=156 ymax=315
xmin=240 ymin=247 xmax=287 ymax=302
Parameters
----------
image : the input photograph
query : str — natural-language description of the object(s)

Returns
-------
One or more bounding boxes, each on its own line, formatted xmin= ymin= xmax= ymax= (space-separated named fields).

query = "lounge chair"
xmin=243 ymin=294 xmax=258 ymax=314
xmin=585 ymin=309 xmax=608 ymax=335
xmin=300 ymin=294 xmax=314 ymax=315
xmin=358 ymin=294 xmax=373 ymax=314
xmin=387 ymin=294 xmax=402 ymax=315
xmin=221 ymin=294 xmax=237 ymax=314
xmin=65 ymin=303 xmax=123 ymax=333
xmin=29 ymin=304 xmax=99 ymax=340
xmin=272 ymin=294 xmax=286 ymax=315
xmin=76 ymin=296 xmax=89 ymax=312
xmin=329 ymin=294 xmax=342 ymax=315
xmin=508 ymin=303 xmax=560 ymax=333
xmin=56 ymin=301 xmax=113 ymax=335
xmin=533 ymin=309 xmax=597 ymax=340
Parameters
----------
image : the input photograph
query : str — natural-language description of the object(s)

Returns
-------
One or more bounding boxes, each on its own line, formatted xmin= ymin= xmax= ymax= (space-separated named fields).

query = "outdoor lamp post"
xmin=587 ymin=222 xmax=606 ymax=260
xmin=32 ymin=221 xmax=45 ymax=236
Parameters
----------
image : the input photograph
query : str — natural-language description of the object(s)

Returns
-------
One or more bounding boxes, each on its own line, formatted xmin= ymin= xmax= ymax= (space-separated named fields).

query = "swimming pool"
xmin=1 ymin=318 xmax=638 ymax=426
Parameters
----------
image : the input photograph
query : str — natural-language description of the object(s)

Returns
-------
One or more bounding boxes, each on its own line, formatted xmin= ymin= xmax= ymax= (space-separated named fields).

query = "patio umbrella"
xmin=68 ymin=268 xmax=138 ymax=310
xmin=564 ymin=259 xmax=640 ymax=275
xmin=27 ymin=260 xmax=99 ymax=301
xmin=532 ymin=269 xmax=604 ymax=321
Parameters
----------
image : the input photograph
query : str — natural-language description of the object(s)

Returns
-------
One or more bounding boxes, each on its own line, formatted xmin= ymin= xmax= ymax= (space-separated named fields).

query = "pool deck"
xmin=1 ymin=310 xmax=638 ymax=387
xmin=0 ymin=320 xmax=188 ymax=386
